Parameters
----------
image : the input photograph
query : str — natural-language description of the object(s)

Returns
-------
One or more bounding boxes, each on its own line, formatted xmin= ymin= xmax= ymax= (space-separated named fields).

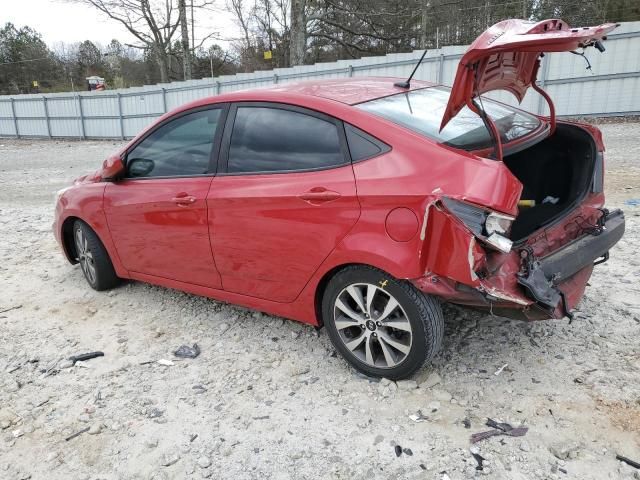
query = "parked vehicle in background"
xmin=54 ymin=19 xmax=624 ymax=379
xmin=86 ymin=76 xmax=106 ymax=91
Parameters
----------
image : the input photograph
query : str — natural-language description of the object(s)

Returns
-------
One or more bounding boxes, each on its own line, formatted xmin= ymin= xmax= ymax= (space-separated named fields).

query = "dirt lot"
xmin=0 ymin=123 xmax=639 ymax=480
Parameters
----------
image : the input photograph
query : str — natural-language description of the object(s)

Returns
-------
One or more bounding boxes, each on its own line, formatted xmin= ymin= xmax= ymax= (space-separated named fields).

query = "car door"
xmin=104 ymin=105 xmax=227 ymax=288
xmin=208 ymin=103 xmax=360 ymax=303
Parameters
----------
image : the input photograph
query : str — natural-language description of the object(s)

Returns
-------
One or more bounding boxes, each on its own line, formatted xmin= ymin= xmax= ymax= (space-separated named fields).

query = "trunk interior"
xmin=504 ymin=123 xmax=596 ymax=241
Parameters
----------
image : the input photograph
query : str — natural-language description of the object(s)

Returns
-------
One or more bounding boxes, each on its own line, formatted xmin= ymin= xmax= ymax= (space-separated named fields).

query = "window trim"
xmin=218 ymin=102 xmax=352 ymax=176
xmin=343 ymin=123 xmax=391 ymax=163
xmin=121 ymin=103 xmax=229 ymax=181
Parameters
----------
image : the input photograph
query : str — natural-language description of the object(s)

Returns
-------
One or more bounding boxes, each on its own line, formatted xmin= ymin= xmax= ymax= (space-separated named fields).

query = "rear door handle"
xmin=298 ymin=188 xmax=341 ymax=204
xmin=172 ymin=193 xmax=197 ymax=206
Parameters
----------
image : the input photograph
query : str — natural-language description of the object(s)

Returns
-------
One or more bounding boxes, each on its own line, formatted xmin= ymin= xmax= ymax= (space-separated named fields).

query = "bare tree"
xmin=70 ymin=0 xmax=181 ymax=82
xmin=289 ymin=0 xmax=305 ymax=65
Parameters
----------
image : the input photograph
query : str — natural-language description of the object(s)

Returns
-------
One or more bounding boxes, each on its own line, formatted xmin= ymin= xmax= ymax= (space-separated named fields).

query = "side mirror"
xmin=101 ymin=155 xmax=125 ymax=181
xmin=127 ymin=158 xmax=155 ymax=178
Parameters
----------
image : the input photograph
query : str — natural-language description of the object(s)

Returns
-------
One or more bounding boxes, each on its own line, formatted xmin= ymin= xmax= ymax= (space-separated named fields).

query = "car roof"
xmin=257 ymin=77 xmax=436 ymax=105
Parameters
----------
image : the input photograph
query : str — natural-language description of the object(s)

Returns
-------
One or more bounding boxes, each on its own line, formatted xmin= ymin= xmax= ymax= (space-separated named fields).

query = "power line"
xmin=0 ymin=57 xmax=51 ymax=66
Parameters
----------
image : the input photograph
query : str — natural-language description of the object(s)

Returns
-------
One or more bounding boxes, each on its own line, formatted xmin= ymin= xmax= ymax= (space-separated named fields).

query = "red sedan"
xmin=54 ymin=19 xmax=624 ymax=379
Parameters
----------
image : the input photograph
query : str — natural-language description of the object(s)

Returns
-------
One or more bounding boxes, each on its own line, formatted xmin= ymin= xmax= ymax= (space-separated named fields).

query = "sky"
xmin=3 ymin=0 xmax=236 ymax=50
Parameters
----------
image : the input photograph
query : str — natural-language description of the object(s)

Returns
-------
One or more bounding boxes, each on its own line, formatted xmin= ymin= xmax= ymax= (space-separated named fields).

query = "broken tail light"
xmin=441 ymin=197 xmax=514 ymax=253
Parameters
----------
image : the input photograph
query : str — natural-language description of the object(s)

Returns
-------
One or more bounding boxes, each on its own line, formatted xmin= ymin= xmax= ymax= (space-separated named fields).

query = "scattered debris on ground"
xmin=617 ymin=454 xmax=640 ymax=469
xmin=0 ymin=126 xmax=639 ymax=478
xmin=68 ymin=351 xmax=104 ymax=366
xmin=470 ymin=418 xmax=529 ymax=444
xmin=174 ymin=343 xmax=201 ymax=359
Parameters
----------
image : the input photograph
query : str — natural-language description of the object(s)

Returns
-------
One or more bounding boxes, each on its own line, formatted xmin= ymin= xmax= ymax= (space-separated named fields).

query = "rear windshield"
xmin=357 ymin=87 xmax=541 ymax=151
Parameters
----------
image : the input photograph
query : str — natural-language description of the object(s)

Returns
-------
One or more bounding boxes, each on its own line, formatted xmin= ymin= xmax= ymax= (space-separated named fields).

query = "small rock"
xmin=161 ymin=453 xmax=180 ymax=467
xmin=145 ymin=438 xmax=159 ymax=449
xmin=147 ymin=407 xmax=164 ymax=419
xmin=0 ymin=408 xmax=18 ymax=428
xmin=157 ymin=359 xmax=174 ymax=367
xmin=197 ymin=456 xmax=211 ymax=469
xmin=420 ymin=372 xmax=442 ymax=389
xmin=59 ymin=360 xmax=74 ymax=369
xmin=520 ymin=441 xmax=530 ymax=452
xmin=431 ymin=389 xmax=452 ymax=402
xmin=373 ymin=435 xmax=384 ymax=445
xmin=290 ymin=365 xmax=310 ymax=376
xmin=549 ymin=443 xmax=581 ymax=460
xmin=5 ymin=380 xmax=20 ymax=392
xmin=88 ymin=423 xmax=102 ymax=435
xmin=397 ymin=380 xmax=418 ymax=391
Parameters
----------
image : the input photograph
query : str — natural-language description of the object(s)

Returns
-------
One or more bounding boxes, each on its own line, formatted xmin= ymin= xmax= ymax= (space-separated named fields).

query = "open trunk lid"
xmin=440 ymin=18 xmax=617 ymax=160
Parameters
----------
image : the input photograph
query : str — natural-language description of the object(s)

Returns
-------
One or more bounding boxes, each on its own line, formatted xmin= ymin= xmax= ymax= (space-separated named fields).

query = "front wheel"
xmin=73 ymin=220 xmax=119 ymax=291
xmin=322 ymin=266 xmax=443 ymax=380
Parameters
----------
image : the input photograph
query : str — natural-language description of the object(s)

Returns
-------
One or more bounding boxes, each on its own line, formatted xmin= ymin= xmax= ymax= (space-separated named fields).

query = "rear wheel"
xmin=73 ymin=221 xmax=119 ymax=291
xmin=322 ymin=266 xmax=443 ymax=380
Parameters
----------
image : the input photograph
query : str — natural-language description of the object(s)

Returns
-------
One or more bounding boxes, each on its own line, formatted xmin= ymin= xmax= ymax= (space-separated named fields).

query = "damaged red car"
xmin=54 ymin=19 xmax=625 ymax=379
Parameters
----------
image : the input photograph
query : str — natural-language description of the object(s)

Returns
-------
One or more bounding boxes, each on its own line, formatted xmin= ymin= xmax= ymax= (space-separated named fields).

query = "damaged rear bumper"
xmin=411 ymin=206 xmax=624 ymax=320
xmin=539 ymin=209 xmax=624 ymax=281
xmin=517 ymin=209 xmax=624 ymax=314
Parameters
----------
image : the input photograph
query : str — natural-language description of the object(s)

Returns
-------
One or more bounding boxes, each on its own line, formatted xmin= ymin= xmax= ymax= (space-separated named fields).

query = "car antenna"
xmin=394 ymin=49 xmax=428 ymax=89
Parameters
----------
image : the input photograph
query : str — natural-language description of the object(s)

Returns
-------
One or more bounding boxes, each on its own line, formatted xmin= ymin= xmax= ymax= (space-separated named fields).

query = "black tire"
xmin=322 ymin=265 xmax=443 ymax=380
xmin=73 ymin=220 xmax=120 ymax=291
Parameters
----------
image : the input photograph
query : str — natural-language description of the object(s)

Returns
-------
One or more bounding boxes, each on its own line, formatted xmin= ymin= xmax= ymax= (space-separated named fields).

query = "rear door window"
xmin=227 ymin=106 xmax=345 ymax=173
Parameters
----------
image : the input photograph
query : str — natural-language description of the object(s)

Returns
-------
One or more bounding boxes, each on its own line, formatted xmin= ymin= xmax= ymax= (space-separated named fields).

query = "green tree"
xmin=0 ymin=22 xmax=62 ymax=94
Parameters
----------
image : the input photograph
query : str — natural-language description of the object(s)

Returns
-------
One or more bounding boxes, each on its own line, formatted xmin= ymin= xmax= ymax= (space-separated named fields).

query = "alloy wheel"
xmin=75 ymin=227 xmax=97 ymax=285
xmin=333 ymin=283 xmax=412 ymax=369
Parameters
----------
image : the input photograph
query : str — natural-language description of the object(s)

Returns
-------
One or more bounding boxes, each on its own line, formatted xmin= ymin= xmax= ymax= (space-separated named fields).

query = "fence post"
xmin=77 ymin=95 xmax=86 ymax=139
xmin=216 ymin=81 xmax=221 ymax=95
xmin=437 ymin=53 xmax=445 ymax=84
xmin=348 ymin=65 xmax=354 ymax=77
xmin=537 ymin=55 xmax=550 ymax=115
xmin=161 ymin=88 xmax=167 ymax=113
xmin=117 ymin=93 xmax=125 ymax=140
xmin=10 ymin=98 xmax=19 ymax=139
xmin=273 ymin=73 xmax=278 ymax=84
xmin=43 ymin=96 xmax=52 ymax=138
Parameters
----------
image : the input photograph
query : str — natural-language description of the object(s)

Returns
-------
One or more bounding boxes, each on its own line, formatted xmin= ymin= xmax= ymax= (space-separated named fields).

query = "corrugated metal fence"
xmin=1 ymin=21 xmax=639 ymax=140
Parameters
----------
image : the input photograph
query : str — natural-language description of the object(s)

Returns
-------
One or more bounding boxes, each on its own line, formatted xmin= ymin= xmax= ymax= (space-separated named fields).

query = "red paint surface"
xmin=385 ymin=208 xmax=419 ymax=242
xmin=53 ymin=24 xmax=619 ymax=325
xmin=441 ymin=19 xmax=617 ymax=130
xmin=207 ymin=166 xmax=360 ymax=302
xmin=104 ymin=177 xmax=222 ymax=288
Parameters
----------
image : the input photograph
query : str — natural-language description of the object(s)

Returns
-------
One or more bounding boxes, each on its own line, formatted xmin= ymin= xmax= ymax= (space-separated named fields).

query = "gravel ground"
xmin=0 ymin=123 xmax=639 ymax=480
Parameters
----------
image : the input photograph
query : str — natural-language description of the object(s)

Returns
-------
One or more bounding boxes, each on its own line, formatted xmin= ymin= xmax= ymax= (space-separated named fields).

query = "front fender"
xmin=55 ymin=183 xmax=129 ymax=278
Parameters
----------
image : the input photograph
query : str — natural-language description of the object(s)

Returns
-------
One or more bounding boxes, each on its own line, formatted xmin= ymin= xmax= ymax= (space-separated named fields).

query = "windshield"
xmin=357 ymin=87 xmax=541 ymax=152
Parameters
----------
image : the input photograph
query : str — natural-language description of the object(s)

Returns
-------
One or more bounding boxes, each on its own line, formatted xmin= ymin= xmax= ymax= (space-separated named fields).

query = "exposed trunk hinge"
xmin=467 ymin=62 xmax=504 ymax=161
xmin=531 ymin=54 xmax=556 ymax=136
